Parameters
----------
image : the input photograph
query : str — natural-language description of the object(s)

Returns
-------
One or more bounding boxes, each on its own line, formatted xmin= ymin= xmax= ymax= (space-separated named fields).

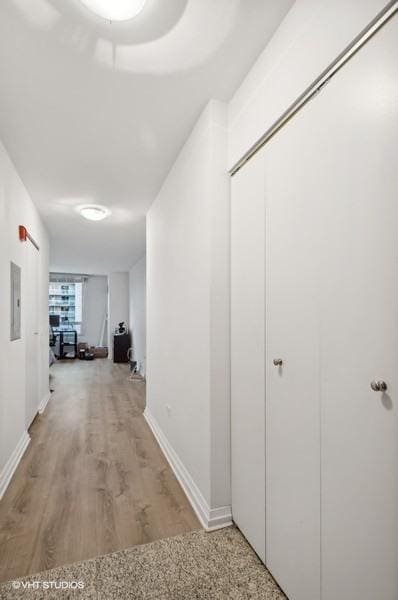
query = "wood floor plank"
xmin=0 ymin=360 xmax=200 ymax=582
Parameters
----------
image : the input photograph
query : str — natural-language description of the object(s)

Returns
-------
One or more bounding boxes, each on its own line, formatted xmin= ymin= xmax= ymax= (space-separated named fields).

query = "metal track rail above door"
xmin=229 ymin=1 xmax=397 ymax=177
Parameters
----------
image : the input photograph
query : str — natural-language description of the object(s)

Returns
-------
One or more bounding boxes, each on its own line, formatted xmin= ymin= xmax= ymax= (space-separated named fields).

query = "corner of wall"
xmin=144 ymin=408 xmax=232 ymax=530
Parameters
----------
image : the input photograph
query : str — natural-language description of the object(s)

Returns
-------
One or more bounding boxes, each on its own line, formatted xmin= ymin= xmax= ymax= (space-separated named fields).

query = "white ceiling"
xmin=0 ymin=0 xmax=292 ymax=274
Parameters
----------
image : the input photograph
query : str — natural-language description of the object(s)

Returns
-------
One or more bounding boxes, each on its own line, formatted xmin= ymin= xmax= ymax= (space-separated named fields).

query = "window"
xmin=49 ymin=281 xmax=83 ymax=334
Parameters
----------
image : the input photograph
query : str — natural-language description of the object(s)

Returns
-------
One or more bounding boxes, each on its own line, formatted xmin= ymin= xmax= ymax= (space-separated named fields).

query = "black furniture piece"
xmin=61 ymin=330 xmax=78 ymax=358
xmin=52 ymin=330 xmax=78 ymax=359
xmin=49 ymin=314 xmax=60 ymax=347
xmin=113 ymin=332 xmax=130 ymax=363
xmin=49 ymin=314 xmax=60 ymax=328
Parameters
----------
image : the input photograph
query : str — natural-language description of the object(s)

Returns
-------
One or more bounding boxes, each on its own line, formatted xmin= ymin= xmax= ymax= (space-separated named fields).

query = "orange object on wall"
xmin=19 ymin=225 xmax=28 ymax=241
xmin=19 ymin=225 xmax=40 ymax=250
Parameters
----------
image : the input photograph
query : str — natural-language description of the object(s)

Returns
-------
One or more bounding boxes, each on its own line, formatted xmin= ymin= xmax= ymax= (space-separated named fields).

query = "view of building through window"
xmin=49 ymin=281 xmax=83 ymax=333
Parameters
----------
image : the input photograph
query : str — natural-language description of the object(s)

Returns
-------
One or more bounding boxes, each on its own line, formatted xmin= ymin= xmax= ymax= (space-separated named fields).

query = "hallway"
xmin=0 ymin=361 xmax=199 ymax=583
xmin=0 ymin=1 xmax=397 ymax=598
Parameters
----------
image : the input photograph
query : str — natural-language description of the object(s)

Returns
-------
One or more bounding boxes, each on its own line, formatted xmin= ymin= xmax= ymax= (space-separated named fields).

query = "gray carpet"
xmin=0 ymin=527 xmax=286 ymax=599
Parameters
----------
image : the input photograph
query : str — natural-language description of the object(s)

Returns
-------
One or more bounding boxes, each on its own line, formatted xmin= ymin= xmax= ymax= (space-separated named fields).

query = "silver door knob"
xmin=370 ymin=380 xmax=387 ymax=392
xmin=273 ymin=358 xmax=283 ymax=366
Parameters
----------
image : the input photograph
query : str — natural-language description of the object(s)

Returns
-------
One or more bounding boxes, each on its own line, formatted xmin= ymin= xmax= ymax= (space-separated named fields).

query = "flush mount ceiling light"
xmin=78 ymin=204 xmax=111 ymax=221
xmin=79 ymin=0 xmax=147 ymax=22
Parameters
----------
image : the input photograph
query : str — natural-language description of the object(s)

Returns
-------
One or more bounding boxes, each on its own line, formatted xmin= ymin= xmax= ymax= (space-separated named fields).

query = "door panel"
xmin=315 ymin=18 xmax=398 ymax=600
xmin=231 ymin=150 xmax=266 ymax=562
xmin=264 ymin=109 xmax=321 ymax=600
xmin=265 ymin=14 xmax=398 ymax=600
xmin=25 ymin=243 xmax=39 ymax=428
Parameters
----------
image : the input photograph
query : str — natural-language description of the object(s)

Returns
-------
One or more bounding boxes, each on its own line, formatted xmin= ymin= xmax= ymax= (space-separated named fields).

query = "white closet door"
xmin=231 ymin=150 xmax=266 ymax=562
xmin=264 ymin=111 xmax=321 ymax=598
xmin=316 ymin=17 xmax=398 ymax=600
xmin=264 ymin=13 xmax=397 ymax=600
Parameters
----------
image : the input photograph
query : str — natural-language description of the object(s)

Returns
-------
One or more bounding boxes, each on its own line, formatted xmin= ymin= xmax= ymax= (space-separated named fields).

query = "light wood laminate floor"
xmin=0 ymin=360 xmax=200 ymax=582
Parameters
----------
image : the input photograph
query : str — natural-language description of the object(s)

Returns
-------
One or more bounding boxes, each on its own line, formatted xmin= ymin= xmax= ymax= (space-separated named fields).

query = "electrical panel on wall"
xmin=10 ymin=261 xmax=21 ymax=341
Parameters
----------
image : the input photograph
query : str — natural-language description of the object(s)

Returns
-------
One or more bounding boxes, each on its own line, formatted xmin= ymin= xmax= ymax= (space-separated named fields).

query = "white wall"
xmin=0 ymin=140 xmax=49 ymax=483
xmin=129 ymin=255 xmax=146 ymax=375
xmin=108 ymin=271 xmax=129 ymax=359
xmin=80 ymin=275 xmax=108 ymax=347
xmin=146 ymin=100 xmax=230 ymax=527
xmin=228 ymin=0 xmax=389 ymax=168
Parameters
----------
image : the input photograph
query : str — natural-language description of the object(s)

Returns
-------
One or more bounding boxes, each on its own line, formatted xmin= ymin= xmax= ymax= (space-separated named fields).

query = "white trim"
xmin=144 ymin=408 xmax=232 ymax=531
xmin=38 ymin=391 xmax=51 ymax=414
xmin=0 ymin=431 xmax=30 ymax=500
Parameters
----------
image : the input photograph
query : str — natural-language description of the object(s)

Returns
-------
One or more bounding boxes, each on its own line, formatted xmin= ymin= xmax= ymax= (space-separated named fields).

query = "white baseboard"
xmin=38 ymin=390 xmax=51 ymax=414
xmin=0 ymin=431 xmax=30 ymax=500
xmin=144 ymin=408 xmax=232 ymax=531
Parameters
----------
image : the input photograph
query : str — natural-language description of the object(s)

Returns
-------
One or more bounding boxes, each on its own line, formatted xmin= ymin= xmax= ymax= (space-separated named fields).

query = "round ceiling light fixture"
xmin=79 ymin=0 xmax=147 ymax=22
xmin=78 ymin=204 xmax=111 ymax=221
